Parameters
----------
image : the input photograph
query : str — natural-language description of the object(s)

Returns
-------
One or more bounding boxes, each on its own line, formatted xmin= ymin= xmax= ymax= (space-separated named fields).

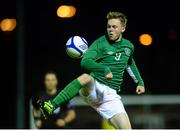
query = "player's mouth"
xmin=108 ymin=33 xmax=119 ymax=42
xmin=108 ymin=33 xmax=113 ymax=37
xmin=108 ymin=33 xmax=115 ymax=39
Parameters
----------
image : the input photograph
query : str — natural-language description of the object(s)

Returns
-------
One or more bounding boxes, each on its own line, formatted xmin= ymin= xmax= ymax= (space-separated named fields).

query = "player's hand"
xmin=136 ymin=86 xmax=145 ymax=95
xmin=35 ymin=119 xmax=42 ymax=129
xmin=56 ymin=119 xmax=66 ymax=127
xmin=105 ymin=72 xmax=113 ymax=80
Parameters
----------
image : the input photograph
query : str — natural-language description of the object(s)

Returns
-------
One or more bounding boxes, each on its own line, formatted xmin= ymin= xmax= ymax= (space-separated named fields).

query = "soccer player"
xmin=32 ymin=71 xmax=76 ymax=128
xmin=38 ymin=12 xmax=145 ymax=129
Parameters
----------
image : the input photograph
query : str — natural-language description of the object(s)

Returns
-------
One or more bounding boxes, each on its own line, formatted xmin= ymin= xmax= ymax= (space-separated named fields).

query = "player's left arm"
xmin=126 ymin=57 xmax=145 ymax=95
xmin=56 ymin=107 xmax=76 ymax=127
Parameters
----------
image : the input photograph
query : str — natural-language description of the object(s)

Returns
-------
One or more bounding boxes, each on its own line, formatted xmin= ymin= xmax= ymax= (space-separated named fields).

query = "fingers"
xmin=136 ymin=87 xmax=145 ymax=95
xmin=136 ymin=89 xmax=141 ymax=94
xmin=136 ymin=90 xmax=142 ymax=95
xmin=105 ymin=72 xmax=113 ymax=80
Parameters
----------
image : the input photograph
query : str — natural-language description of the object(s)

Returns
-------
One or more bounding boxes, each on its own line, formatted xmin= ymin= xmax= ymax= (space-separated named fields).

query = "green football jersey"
xmin=81 ymin=35 xmax=144 ymax=91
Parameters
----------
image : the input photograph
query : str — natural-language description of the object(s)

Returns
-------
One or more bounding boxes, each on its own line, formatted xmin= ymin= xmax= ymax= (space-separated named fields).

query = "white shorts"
xmin=79 ymin=79 xmax=126 ymax=119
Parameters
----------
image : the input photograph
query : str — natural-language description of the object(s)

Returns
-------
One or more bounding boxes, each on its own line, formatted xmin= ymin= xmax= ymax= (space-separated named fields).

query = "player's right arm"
xmin=80 ymin=40 xmax=112 ymax=78
xmin=32 ymin=96 xmax=42 ymax=128
xmin=32 ymin=107 xmax=42 ymax=128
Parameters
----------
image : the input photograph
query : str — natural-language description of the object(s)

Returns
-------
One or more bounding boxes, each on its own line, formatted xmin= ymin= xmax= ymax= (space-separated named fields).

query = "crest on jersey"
xmin=124 ymin=48 xmax=131 ymax=56
xmin=115 ymin=52 xmax=121 ymax=61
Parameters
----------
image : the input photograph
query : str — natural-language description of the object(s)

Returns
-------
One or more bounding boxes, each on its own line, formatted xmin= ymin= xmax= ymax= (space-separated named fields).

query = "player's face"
xmin=44 ymin=74 xmax=58 ymax=90
xmin=107 ymin=18 xmax=125 ymax=42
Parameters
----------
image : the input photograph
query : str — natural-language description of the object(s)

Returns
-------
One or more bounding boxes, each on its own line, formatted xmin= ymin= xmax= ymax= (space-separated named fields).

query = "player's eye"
xmin=107 ymin=25 xmax=111 ymax=28
xmin=112 ymin=25 xmax=117 ymax=29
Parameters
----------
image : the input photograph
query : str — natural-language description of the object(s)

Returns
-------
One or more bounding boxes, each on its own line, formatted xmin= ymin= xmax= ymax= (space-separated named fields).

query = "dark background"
xmin=0 ymin=0 xmax=180 ymax=128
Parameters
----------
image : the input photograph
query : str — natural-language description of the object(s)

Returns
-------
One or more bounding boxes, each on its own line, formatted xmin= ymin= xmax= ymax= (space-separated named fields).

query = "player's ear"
xmin=122 ymin=26 xmax=126 ymax=32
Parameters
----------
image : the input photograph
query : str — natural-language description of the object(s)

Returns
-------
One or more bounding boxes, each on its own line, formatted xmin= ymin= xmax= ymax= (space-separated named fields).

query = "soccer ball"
xmin=66 ymin=35 xmax=88 ymax=59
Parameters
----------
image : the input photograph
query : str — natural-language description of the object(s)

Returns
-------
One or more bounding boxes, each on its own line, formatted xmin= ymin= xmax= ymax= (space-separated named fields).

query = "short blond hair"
xmin=107 ymin=12 xmax=127 ymax=27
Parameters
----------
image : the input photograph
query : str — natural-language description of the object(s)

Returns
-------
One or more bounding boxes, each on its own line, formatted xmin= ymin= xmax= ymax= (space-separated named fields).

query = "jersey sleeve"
xmin=80 ymin=40 xmax=111 ymax=76
xmin=126 ymin=45 xmax=144 ymax=86
xmin=126 ymin=57 xmax=144 ymax=86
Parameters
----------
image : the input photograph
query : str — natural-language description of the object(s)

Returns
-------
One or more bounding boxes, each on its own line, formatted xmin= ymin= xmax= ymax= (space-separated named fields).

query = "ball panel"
xmin=66 ymin=42 xmax=83 ymax=56
xmin=66 ymin=38 xmax=72 ymax=46
xmin=66 ymin=47 xmax=81 ymax=58
xmin=73 ymin=36 xmax=88 ymax=53
xmin=81 ymin=37 xmax=88 ymax=45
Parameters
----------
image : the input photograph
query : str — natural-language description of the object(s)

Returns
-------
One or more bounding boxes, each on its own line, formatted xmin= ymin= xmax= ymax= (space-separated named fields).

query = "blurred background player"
xmin=32 ymin=71 xmax=76 ymax=129
xmin=38 ymin=12 xmax=145 ymax=129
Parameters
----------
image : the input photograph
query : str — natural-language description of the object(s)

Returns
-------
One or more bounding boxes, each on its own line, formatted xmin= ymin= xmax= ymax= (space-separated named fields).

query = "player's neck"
xmin=115 ymin=35 xmax=122 ymax=42
xmin=46 ymin=88 xmax=57 ymax=95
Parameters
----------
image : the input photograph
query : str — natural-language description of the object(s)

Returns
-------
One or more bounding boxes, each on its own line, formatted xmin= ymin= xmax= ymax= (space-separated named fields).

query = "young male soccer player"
xmin=38 ymin=11 xmax=145 ymax=129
